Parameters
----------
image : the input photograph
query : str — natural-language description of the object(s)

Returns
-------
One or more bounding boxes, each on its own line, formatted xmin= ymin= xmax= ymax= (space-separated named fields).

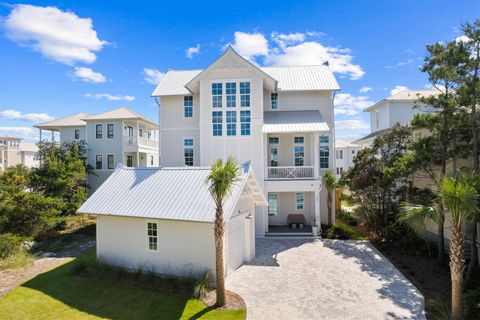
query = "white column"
xmin=315 ymin=190 xmax=321 ymax=229
xmin=313 ymin=132 xmax=320 ymax=179
xmin=136 ymin=152 xmax=140 ymax=167
xmin=39 ymin=129 xmax=42 ymax=141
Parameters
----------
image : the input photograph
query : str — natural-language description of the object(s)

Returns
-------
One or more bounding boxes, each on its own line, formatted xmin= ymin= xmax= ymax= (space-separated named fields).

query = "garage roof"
xmin=77 ymin=162 xmax=266 ymax=223
xmin=263 ymin=111 xmax=329 ymax=133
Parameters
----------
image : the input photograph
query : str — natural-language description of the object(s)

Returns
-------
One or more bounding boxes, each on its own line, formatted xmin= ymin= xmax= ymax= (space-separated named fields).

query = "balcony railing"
xmin=123 ymin=135 xmax=157 ymax=148
xmin=267 ymin=166 xmax=315 ymax=180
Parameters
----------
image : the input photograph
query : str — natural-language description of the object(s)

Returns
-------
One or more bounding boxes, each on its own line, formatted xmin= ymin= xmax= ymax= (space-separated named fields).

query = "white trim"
xmin=295 ymin=192 xmax=305 ymax=211
xmin=183 ymin=137 xmax=194 ymax=166
xmin=183 ymin=95 xmax=194 ymax=119
xmin=107 ymin=123 xmax=115 ymax=139
xmin=95 ymin=123 xmax=103 ymax=140
xmin=95 ymin=154 xmax=103 ymax=170
xmin=145 ymin=220 xmax=159 ymax=252
xmin=107 ymin=154 xmax=115 ymax=170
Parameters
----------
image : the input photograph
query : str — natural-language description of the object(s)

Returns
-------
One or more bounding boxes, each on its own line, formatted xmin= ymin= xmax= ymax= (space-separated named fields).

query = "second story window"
xmin=336 ymin=150 xmax=343 ymax=159
xmin=294 ymin=136 xmax=304 ymax=166
xmin=184 ymin=96 xmax=193 ymax=117
xmin=212 ymin=83 xmax=222 ymax=108
xmin=212 ymin=111 xmax=222 ymax=136
xmin=96 ymin=124 xmax=102 ymax=139
xmin=320 ymin=135 xmax=329 ymax=169
xmin=184 ymin=138 xmax=194 ymax=166
xmin=226 ymin=111 xmax=236 ymax=136
xmin=74 ymin=129 xmax=80 ymax=140
xmin=107 ymin=124 xmax=114 ymax=139
xmin=226 ymin=82 xmax=236 ymax=107
xmin=268 ymin=137 xmax=279 ymax=167
xmin=240 ymin=110 xmax=251 ymax=136
xmin=107 ymin=155 xmax=114 ymax=169
xmin=95 ymin=155 xmax=102 ymax=170
xmin=240 ymin=82 xmax=250 ymax=107
xmin=271 ymin=92 xmax=278 ymax=110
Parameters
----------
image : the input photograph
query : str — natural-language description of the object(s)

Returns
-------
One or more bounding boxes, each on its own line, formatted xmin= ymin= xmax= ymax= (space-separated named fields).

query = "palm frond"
xmin=205 ymin=156 xmax=241 ymax=206
xmin=399 ymin=202 xmax=439 ymax=234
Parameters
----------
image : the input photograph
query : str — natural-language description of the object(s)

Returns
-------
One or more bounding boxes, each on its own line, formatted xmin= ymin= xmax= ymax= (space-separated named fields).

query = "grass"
xmin=0 ymin=250 xmax=246 ymax=320
xmin=0 ymin=250 xmax=33 ymax=271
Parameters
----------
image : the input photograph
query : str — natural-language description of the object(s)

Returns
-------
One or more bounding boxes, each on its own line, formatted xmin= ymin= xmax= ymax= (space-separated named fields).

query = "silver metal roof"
xmin=152 ymin=66 xmax=339 ymax=97
xmin=263 ymin=111 xmax=329 ymax=133
xmin=34 ymin=112 xmax=87 ymax=130
xmin=84 ymin=108 xmax=158 ymax=127
xmin=77 ymin=162 xmax=266 ymax=223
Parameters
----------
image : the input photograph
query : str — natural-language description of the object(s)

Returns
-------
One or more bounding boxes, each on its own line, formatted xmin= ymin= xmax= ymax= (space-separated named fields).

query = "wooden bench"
xmin=287 ymin=214 xmax=305 ymax=229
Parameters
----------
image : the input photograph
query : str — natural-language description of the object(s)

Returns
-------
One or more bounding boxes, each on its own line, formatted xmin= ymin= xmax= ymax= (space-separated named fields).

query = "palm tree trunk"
xmin=327 ymin=190 xmax=332 ymax=225
xmin=437 ymin=206 xmax=446 ymax=263
xmin=465 ymin=219 xmax=478 ymax=287
xmin=450 ymin=225 xmax=465 ymax=320
xmin=214 ymin=206 xmax=226 ymax=307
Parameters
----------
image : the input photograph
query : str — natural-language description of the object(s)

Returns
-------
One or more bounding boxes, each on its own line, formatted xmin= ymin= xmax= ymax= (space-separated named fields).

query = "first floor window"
xmin=184 ymin=138 xmax=194 ymax=166
xmin=74 ymin=129 xmax=80 ymax=140
xmin=212 ymin=111 xmax=222 ymax=136
xmin=226 ymin=111 xmax=236 ymax=136
xmin=147 ymin=222 xmax=158 ymax=251
xmin=95 ymin=155 xmax=102 ymax=170
xmin=240 ymin=110 xmax=251 ymax=136
xmin=107 ymin=124 xmax=114 ymax=139
xmin=320 ymin=146 xmax=329 ymax=168
xmin=184 ymin=96 xmax=193 ymax=117
xmin=271 ymin=92 xmax=278 ymax=110
xmin=268 ymin=194 xmax=278 ymax=216
xmin=96 ymin=124 xmax=102 ymax=139
xmin=127 ymin=155 xmax=133 ymax=167
xmin=107 ymin=155 xmax=114 ymax=169
xmin=296 ymin=193 xmax=304 ymax=210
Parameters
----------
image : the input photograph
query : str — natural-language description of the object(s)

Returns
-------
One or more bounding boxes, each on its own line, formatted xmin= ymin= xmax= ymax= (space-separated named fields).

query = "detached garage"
xmin=77 ymin=162 xmax=266 ymax=278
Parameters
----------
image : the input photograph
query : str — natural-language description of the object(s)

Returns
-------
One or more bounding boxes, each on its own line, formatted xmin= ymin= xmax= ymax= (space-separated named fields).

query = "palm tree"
xmin=323 ymin=170 xmax=336 ymax=225
xmin=400 ymin=174 xmax=479 ymax=320
xmin=205 ymin=156 xmax=240 ymax=307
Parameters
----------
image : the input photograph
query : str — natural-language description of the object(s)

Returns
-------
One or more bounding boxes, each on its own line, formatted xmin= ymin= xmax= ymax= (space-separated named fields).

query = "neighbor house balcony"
xmin=267 ymin=166 xmax=315 ymax=180
xmin=123 ymin=135 xmax=157 ymax=149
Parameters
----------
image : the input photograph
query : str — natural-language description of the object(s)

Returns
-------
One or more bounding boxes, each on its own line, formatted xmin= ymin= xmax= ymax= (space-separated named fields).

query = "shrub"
xmin=338 ymin=209 xmax=358 ymax=226
xmin=322 ymin=223 xmax=365 ymax=240
xmin=464 ymin=290 xmax=480 ymax=320
xmin=193 ymin=271 xmax=212 ymax=299
xmin=0 ymin=233 xmax=33 ymax=270
xmin=0 ymin=233 xmax=24 ymax=259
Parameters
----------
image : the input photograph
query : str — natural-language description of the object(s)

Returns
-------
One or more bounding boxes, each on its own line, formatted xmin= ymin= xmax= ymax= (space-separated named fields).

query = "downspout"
xmin=154 ymin=96 xmax=161 ymax=166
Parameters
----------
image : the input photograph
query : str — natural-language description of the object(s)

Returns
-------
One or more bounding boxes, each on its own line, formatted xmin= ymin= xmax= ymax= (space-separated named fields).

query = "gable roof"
xmin=77 ymin=162 xmax=267 ymax=223
xmin=335 ymin=139 xmax=359 ymax=148
xmin=84 ymin=108 xmax=158 ymax=127
xmin=152 ymin=48 xmax=340 ymax=97
xmin=35 ymin=112 xmax=87 ymax=130
xmin=263 ymin=111 xmax=329 ymax=133
xmin=353 ymin=128 xmax=390 ymax=144
xmin=364 ymin=89 xmax=440 ymax=112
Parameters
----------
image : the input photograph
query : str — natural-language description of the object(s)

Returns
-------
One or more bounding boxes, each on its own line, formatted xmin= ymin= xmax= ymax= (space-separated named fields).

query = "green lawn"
xmin=0 ymin=251 xmax=245 ymax=320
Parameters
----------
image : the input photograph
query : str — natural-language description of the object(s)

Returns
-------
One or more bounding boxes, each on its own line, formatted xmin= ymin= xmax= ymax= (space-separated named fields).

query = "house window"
xmin=268 ymin=137 xmax=279 ymax=167
xmin=226 ymin=82 xmax=236 ymax=108
xmin=96 ymin=124 xmax=102 ymax=139
xmin=226 ymin=111 xmax=236 ymax=136
xmin=296 ymin=193 xmax=304 ymax=210
xmin=184 ymin=96 xmax=193 ymax=117
xmin=107 ymin=155 xmax=114 ymax=169
xmin=375 ymin=110 xmax=380 ymax=129
xmin=95 ymin=155 xmax=102 ymax=170
xmin=336 ymin=150 xmax=343 ymax=159
xmin=147 ymin=222 xmax=158 ymax=251
xmin=240 ymin=82 xmax=250 ymax=107
xmin=150 ymin=155 xmax=154 ymax=166
xmin=107 ymin=124 xmax=114 ymax=139
xmin=212 ymin=111 xmax=222 ymax=136
xmin=320 ymin=135 xmax=329 ymax=144
xmin=268 ymin=137 xmax=279 ymax=144
xmin=271 ymin=92 xmax=278 ymax=110
xmin=127 ymin=155 xmax=133 ymax=167
xmin=184 ymin=138 xmax=194 ymax=166
xmin=294 ymin=136 xmax=304 ymax=166
xmin=320 ymin=135 xmax=329 ymax=169
xmin=212 ymin=83 xmax=222 ymax=108
xmin=139 ymin=129 xmax=143 ymax=138
xmin=268 ymin=194 xmax=278 ymax=216
xmin=336 ymin=167 xmax=344 ymax=175
xmin=240 ymin=110 xmax=251 ymax=136
xmin=74 ymin=129 xmax=80 ymax=140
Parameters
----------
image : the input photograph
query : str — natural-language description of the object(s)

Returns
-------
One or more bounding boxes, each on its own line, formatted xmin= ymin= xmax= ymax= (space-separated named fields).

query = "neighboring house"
xmin=334 ymin=139 xmax=360 ymax=178
xmin=35 ymin=108 xmax=159 ymax=191
xmin=354 ymin=89 xmax=438 ymax=147
xmin=77 ymin=162 xmax=266 ymax=277
xmin=152 ymin=46 xmax=340 ymax=238
xmin=0 ymin=136 xmax=39 ymax=171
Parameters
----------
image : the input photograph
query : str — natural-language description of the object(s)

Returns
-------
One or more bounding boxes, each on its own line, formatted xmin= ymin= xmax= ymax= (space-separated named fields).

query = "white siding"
xmin=59 ymin=126 xmax=86 ymax=144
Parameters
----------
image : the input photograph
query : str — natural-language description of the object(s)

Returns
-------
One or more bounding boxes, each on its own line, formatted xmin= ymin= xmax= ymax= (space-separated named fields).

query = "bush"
xmin=0 ymin=233 xmax=33 ymax=270
xmin=338 ymin=209 xmax=358 ymax=226
xmin=464 ymin=290 xmax=480 ymax=320
xmin=322 ymin=223 xmax=365 ymax=240
xmin=193 ymin=271 xmax=212 ymax=299
xmin=0 ymin=233 xmax=24 ymax=259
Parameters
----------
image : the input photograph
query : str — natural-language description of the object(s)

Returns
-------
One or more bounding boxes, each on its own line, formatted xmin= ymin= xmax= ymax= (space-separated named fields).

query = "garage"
xmin=226 ymin=214 xmax=246 ymax=274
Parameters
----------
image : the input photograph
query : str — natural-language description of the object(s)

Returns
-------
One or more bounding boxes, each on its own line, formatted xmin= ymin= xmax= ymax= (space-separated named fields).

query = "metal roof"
xmin=364 ymin=90 xmax=439 ymax=112
xmin=335 ymin=139 xmax=359 ymax=148
xmin=77 ymin=162 xmax=267 ymax=223
xmin=34 ymin=112 xmax=87 ymax=130
xmin=152 ymin=66 xmax=339 ymax=97
xmin=84 ymin=108 xmax=158 ymax=127
xmin=263 ymin=111 xmax=329 ymax=133
xmin=353 ymin=128 xmax=390 ymax=144
xmin=19 ymin=142 xmax=38 ymax=153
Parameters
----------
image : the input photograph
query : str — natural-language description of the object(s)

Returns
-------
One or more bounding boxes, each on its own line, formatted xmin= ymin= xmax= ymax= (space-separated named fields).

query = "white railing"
xmin=267 ymin=166 xmax=315 ymax=180
xmin=123 ymin=136 xmax=157 ymax=148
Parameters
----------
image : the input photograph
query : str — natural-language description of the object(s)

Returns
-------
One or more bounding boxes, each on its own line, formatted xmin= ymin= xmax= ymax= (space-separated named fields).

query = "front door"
xmin=127 ymin=155 xmax=133 ymax=167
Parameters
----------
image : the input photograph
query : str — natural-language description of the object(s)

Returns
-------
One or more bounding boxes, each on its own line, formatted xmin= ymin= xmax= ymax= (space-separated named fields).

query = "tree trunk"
xmin=465 ymin=219 xmax=478 ymax=287
xmin=214 ymin=206 xmax=226 ymax=307
xmin=327 ymin=189 xmax=332 ymax=225
xmin=437 ymin=206 xmax=446 ymax=263
xmin=450 ymin=225 xmax=465 ymax=320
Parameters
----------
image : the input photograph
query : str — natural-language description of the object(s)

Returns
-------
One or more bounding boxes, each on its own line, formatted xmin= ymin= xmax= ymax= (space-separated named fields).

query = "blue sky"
xmin=0 ymin=0 xmax=478 ymax=141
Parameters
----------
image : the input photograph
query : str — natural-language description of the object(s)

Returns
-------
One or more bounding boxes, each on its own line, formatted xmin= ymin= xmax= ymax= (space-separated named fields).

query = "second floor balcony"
xmin=123 ymin=135 xmax=157 ymax=149
xmin=267 ymin=166 xmax=315 ymax=180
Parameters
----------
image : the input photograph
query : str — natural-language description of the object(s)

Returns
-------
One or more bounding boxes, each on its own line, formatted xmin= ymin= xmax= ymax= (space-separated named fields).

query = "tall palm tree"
xmin=205 ymin=157 xmax=240 ymax=307
xmin=400 ymin=174 xmax=479 ymax=320
xmin=323 ymin=170 xmax=336 ymax=225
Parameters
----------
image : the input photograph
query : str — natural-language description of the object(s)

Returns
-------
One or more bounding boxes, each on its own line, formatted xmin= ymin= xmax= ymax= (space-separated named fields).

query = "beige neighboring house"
xmin=334 ymin=139 xmax=360 ymax=178
xmin=0 ymin=136 xmax=39 ymax=172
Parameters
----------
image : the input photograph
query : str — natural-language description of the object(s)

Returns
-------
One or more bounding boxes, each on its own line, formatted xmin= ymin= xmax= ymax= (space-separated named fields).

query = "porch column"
xmin=51 ymin=130 xmax=55 ymax=142
xmin=313 ymin=132 xmax=320 ymax=179
xmin=314 ymin=190 xmax=321 ymax=229
xmin=39 ymin=129 xmax=42 ymax=141
xmin=136 ymin=152 xmax=139 ymax=167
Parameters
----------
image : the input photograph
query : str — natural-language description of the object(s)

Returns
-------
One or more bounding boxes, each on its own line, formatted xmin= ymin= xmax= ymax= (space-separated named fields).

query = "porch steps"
xmin=265 ymin=232 xmax=318 ymax=239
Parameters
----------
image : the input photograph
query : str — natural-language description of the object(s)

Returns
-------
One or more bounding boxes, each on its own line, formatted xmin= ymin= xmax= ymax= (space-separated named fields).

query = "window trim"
xmin=95 ymin=154 xmax=103 ymax=170
xmin=146 ymin=221 xmax=158 ymax=252
xmin=271 ymin=92 xmax=278 ymax=110
xmin=95 ymin=124 xmax=103 ymax=139
xmin=107 ymin=154 xmax=114 ymax=170
xmin=107 ymin=123 xmax=114 ymax=139
xmin=183 ymin=95 xmax=194 ymax=118
xmin=268 ymin=194 xmax=278 ymax=216
xmin=183 ymin=138 xmax=194 ymax=166
xmin=293 ymin=135 xmax=305 ymax=167
xmin=74 ymin=129 xmax=80 ymax=140
xmin=295 ymin=193 xmax=304 ymax=211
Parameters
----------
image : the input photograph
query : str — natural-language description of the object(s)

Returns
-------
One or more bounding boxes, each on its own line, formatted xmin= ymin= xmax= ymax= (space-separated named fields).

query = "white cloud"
xmin=335 ymin=119 xmax=370 ymax=140
xmin=334 ymin=93 xmax=374 ymax=116
xmin=390 ymin=85 xmax=409 ymax=95
xmin=230 ymin=32 xmax=269 ymax=60
xmin=186 ymin=44 xmax=201 ymax=58
xmin=386 ymin=58 xmax=415 ymax=69
xmin=4 ymin=4 xmax=106 ymax=65
xmin=359 ymin=86 xmax=372 ymax=93
xmin=143 ymin=68 xmax=165 ymax=85
xmin=85 ymin=93 xmax=135 ymax=101
xmin=72 ymin=67 xmax=106 ymax=83
xmin=456 ymin=35 xmax=469 ymax=43
xmin=0 ymin=109 xmax=52 ymax=123
xmin=271 ymin=32 xmax=306 ymax=48
xmin=0 ymin=126 xmax=35 ymax=137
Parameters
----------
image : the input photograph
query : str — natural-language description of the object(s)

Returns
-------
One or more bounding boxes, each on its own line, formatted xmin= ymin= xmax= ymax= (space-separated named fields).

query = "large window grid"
xmin=240 ymin=82 xmax=250 ymax=107
xmin=212 ymin=83 xmax=222 ymax=108
xmin=184 ymin=96 xmax=193 ymax=117
xmin=268 ymin=136 xmax=279 ymax=167
xmin=226 ymin=82 xmax=236 ymax=108
xmin=226 ymin=111 xmax=236 ymax=136
xmin=212 ymin=111 xmax=223 ymax=136
xmin=320 ymin=135 xmax=330 ymax=169
xmin=240 ymin=110 xmax=251 ymax=136
xmin=294 ymin=136 xmax=305 ymax=166
xmin=184 ymin=138 xmax=194 ymax=166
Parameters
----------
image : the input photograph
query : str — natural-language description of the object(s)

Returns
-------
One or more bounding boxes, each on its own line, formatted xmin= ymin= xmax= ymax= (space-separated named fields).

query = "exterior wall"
xmin=388 ymin=101 xmax=433 ymax=128
xmin=96 ymin=215 xmax=215 ymax=277
xmin=22 ymin=151 xmax=38 ymax=168
xmin=267 ymin=133 xmax=313 ymax=167
xmin=335 ymin=146 xmax=360 ymax=178
xmin=60 ymin=126 xmax=86 ymax=144
xmin=268 ymin=192 xmax=314 ymax=226
xmin=369 ymin=103 xmax=390 ymax=132
xmin=160 ymin=130 xmax=200 ymax=167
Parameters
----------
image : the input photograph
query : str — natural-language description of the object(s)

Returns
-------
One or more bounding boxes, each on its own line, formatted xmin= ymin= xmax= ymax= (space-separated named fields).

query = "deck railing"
xmin=123 ymin=136 xmax=157 ymax=148
xmin=267 ymin=166 xmax=315 ymax=180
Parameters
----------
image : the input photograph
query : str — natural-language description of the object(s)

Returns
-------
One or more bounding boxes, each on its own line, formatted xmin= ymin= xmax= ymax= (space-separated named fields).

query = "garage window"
xmin=147 ymin=222 xmax=158 ymax=251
